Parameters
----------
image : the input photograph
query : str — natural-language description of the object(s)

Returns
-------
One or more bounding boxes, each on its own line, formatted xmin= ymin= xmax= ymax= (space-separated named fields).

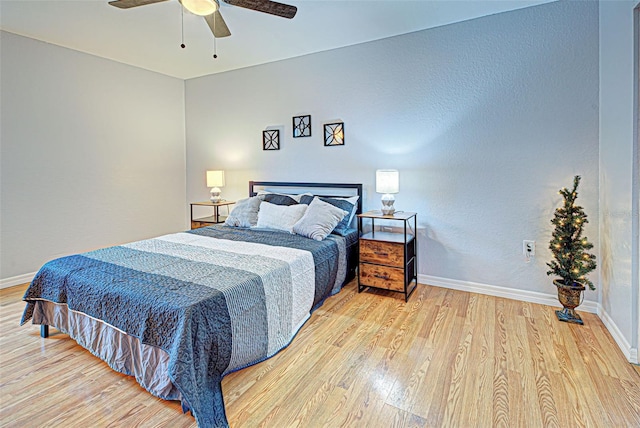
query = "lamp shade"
xmin=181 ymin=0 xmax=218 ymax=16
xmin=376 ymin=169 xmax=399 ymax=194
xmin=206 ymin=170 xmax=225 ymax=188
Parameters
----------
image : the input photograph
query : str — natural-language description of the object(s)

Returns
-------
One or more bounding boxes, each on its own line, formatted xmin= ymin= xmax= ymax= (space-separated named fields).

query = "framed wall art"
xmin=293 ymin=115 xmax=311 ymax=138
xmin=263 ymin=129 xmax=280 ymax=150
xmin=324 ymin=122 xmax=344 ymax=146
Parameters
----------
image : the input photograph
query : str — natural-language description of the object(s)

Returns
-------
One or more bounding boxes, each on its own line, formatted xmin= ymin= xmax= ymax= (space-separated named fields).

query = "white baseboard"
xmin=418 ymin=274 xmax=599 ymax=313
xmin=418 ymin=274 xmax=640 ymax=363
xmin=0 ymin=272 xmax=36 ymax=289
xmin=598 ymin=309 xmax=639 ymax=364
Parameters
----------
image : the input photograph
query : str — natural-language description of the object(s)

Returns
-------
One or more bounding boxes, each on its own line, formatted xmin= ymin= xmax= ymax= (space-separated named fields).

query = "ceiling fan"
xmin=108 ymin=0 xmax=297 ymax=38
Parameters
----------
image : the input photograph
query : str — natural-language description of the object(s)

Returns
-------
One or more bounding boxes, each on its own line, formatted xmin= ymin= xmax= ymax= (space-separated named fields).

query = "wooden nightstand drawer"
xmin=360 ymin=239 xmax=404 ymax=267
xmin=359 ymin=263 xmax=405 ymax=292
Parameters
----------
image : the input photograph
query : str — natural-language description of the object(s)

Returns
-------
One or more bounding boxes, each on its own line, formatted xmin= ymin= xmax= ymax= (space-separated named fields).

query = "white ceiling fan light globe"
xmin=181 ymin=0 xmax=218 ymax=16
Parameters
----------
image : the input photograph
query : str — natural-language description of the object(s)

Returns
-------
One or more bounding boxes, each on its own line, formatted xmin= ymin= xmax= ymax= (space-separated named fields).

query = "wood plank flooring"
xmin=1 ymin=281 xmax=639 ymax=427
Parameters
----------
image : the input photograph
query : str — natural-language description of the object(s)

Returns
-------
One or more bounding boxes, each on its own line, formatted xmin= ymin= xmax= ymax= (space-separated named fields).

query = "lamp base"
xmin=210 ymin=187 xmax=222 ymax=203
xmin=381 ymin=194 xmax=395 ymax=216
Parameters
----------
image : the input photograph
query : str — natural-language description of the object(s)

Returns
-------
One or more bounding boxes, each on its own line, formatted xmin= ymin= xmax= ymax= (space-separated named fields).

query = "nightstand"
xmin=357 ymin=211 xmax=417 ymax=301
xmin=190 ymin=201 xmax=235 ymax=229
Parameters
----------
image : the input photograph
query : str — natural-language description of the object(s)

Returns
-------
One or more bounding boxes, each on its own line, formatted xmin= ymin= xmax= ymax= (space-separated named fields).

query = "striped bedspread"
xmin=21 ymin=226 xmax=347 ymax=427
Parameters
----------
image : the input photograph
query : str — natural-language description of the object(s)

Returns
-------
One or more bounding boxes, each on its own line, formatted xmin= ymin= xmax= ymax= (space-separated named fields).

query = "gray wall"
xmin=185 ymin=1 xmax=600 ymax=300
xmin=599 ymin=0 xmax=639 ymax=363
xmin=0 ymin=31 xmax=187 ymax=281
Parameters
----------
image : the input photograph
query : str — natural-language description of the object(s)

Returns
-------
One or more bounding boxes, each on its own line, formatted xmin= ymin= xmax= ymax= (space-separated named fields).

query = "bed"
xmin=21 ymin=181 xmax=362 ymax=428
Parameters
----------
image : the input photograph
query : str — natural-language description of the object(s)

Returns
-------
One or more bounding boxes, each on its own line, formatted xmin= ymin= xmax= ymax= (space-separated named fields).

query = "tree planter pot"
xmin=553 ymin=279 xmax=585 ymax=325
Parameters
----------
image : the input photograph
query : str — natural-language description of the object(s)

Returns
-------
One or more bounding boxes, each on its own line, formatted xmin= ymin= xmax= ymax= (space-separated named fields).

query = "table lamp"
xmin=376 ymin=169 xmax=399 ymax=215
xmin=206 ymin=170 xmax=225 ymax=202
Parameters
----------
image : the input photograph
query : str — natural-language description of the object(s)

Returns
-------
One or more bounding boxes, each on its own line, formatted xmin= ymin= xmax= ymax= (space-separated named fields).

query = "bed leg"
xmin=41 ymin=325 xmax=49 ymax=338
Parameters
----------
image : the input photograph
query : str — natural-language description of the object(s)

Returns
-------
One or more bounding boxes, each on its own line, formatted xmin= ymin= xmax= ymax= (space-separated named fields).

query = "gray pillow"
xmin=299 ymin=195 xmax=358 ymax=236
xmin=224 ymin=196 xmax=261 ymax=228
xmin=293 ymin=198 xmax=348 ymax=241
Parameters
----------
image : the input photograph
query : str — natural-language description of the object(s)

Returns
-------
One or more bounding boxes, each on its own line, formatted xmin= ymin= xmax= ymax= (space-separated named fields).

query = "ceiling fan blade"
xmin=223 ymin=0 xmax=297 ymax=19
xmin=108 ymin=0 xmax=169 ymax=9
xmin=205 ymin=11 xmax=231 ymax=38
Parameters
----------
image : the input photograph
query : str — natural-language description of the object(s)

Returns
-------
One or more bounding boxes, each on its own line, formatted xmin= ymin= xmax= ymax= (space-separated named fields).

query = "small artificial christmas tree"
xmin=546 ymin=175 xmax=597 ymax=290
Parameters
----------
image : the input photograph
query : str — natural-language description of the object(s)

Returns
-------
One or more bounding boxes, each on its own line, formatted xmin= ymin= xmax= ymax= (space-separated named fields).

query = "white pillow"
xmin=293 ymin=198 xmax=348 ymax=241
xmin=256 ymin=201 xmax=308 ymax=233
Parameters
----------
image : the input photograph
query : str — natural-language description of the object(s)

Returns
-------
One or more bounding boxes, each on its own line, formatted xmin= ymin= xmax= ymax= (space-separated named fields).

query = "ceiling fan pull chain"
xmin=180 ymin=5 xmax=186 ymax=49
xmin=213 ymin=16 xmax=218 ymax=59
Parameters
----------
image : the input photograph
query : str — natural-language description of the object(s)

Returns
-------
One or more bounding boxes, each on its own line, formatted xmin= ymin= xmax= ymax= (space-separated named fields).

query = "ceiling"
xmin=0 ymin=0 xmax=556 ymax=80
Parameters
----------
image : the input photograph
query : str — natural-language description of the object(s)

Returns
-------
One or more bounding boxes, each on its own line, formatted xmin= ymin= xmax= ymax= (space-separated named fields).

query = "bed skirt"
xmin=31 ymin=300 xmax=183 ymax=404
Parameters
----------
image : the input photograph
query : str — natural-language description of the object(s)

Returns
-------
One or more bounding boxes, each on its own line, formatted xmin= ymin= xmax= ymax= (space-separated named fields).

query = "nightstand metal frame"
xmin=190 ymin=201 xmax=235 ymax=229
xmin=357 ymin=211 xmax=418 ymax=302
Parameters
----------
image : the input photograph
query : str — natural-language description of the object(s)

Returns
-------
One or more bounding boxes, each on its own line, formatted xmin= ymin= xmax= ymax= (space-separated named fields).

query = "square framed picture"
xmin=324 ymin=122 xmax=344 ymax=146
xmin=263 ymin=130 xmax=280 ymax=150
xmin=293 ymin=115 xmax=311 ymax=138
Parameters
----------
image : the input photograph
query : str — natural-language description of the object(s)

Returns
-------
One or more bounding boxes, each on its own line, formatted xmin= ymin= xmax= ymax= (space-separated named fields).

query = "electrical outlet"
xmin=523 ymin=240 xmax=535 ymax=257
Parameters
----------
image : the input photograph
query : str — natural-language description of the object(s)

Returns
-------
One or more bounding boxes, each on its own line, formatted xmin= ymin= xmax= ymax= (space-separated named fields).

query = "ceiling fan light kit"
xmin=180 ymin=0 xmax=218 ymax=16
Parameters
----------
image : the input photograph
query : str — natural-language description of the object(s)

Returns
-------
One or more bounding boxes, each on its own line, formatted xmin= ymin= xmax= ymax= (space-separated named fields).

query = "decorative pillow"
xmin=299 ymin=195 xmax=314 ymax=205
xmin=257 ymin=191 xmax=312 ymax=205
xmin=224 ymin=196 xmax=261 ymax=228
xmin=260 ymin=193 xmax=299 ymax=206
xmin=256 ymin=201 xmax=308 ymax=233
xmin=333 ymin=195 xmax=359 ymax=226
xmin=299 ymin=195 xmax=359 ymax=236
xmin=293 ymin=198 xmax=348 ymax=241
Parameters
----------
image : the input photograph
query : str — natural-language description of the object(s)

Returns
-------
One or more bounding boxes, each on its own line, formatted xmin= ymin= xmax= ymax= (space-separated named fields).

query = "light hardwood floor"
xmin=1 ymin=281 xmax=639 ymax=427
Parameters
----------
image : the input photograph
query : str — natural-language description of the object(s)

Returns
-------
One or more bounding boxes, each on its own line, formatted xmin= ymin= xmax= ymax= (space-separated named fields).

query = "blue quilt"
xmin=21 ymin=226 xmax=347 ymax=427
